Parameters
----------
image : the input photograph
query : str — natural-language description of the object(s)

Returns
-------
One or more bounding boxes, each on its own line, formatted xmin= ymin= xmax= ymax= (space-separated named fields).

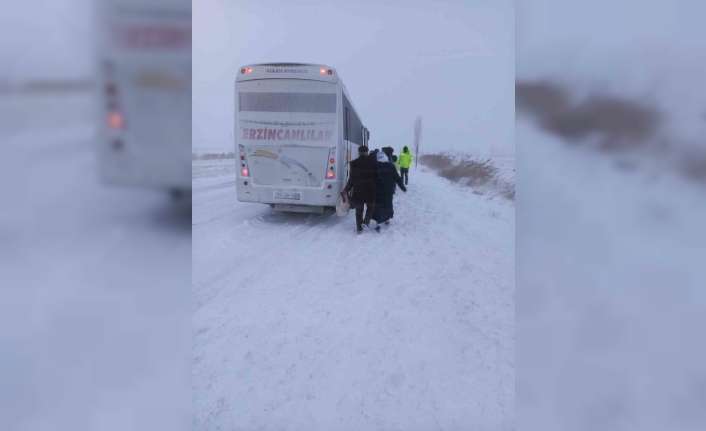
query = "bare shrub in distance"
xmin=420 ymin=154 xmax=513 ymax=200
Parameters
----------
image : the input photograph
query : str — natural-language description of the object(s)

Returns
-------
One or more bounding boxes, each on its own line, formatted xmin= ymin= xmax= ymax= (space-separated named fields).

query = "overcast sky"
xmin=517 ymin=0 xmax=706 ymax=144
xmin=0 ymin=0 xmax=93 ymax=82
xmin=193 ymin=0 xmax=515 ymax=156
xmin=518 ymin=0 xmax=706 ymax=79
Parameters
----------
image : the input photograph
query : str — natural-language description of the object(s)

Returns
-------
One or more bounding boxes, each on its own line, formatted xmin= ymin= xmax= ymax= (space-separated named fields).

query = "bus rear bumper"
xmin=99 ymin=155 xmax=191 ymax=191
xmin=272 ymin=204 xmax=326 ymax=214
xmin=236 ymin=180 xmax=340 ymax=209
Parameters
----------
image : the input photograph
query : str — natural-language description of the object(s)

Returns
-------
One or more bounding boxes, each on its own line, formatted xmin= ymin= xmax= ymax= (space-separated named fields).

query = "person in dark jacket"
xmin=382 ymin=147 xmax=400 ymax=191
xmin=342 ymin=145 xmax=378 ymax=233
xmin=371 ymin=150 xmax=406 ymax=229
xmin=392 ymin=155 xmax=400 ymax=173
xmin=382 ymin=146 xmax=394 ymax=162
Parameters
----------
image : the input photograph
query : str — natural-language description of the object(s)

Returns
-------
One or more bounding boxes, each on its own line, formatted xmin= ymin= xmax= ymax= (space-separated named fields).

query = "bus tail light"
xmin=107 ymin=111 xmax=125 ymax=130
xmin=326 ymin=148 xmax=336 ymax=179
xmin=320 ymin=68 xmax=333 ymax=75
xmin=239 ymin=145 xmax=250 ymax=177
xmin=241 ymin=67 xmax=253 ymax=74
xmin=104 ymin=75 xmax=125 ymax=132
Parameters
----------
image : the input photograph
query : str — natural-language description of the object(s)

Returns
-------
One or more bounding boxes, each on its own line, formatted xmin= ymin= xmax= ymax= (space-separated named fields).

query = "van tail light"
xmin=239 ymin=145 xmax=250 ymax=177
xmin=326 ymin=147 xmax=336 ymax=179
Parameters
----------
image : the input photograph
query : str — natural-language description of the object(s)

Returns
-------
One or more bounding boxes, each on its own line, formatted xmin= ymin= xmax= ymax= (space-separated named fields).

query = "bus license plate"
xmin=274 ymin=191 xmax=301 ymax=201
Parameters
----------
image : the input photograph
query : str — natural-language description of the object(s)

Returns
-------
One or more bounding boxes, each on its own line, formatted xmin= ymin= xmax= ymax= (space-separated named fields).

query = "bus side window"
xmin=344 ymin=107 xmax=349 ymax=142
xmin=345 ymin=143 xmax=351 ymax=180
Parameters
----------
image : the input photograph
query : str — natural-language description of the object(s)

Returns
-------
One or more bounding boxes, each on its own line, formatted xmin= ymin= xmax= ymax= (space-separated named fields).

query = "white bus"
xmin=96 ymin=0 xmax=191 ymax=197
xmin=235 ymin=63 xmax=370 ymax=213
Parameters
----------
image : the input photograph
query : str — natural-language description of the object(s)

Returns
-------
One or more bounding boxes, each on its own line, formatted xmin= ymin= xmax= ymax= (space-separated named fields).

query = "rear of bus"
xmin=97 ymin=0 xmax=191 ymax=195
xmin=235 ymin=64 xmax=342 ymax=213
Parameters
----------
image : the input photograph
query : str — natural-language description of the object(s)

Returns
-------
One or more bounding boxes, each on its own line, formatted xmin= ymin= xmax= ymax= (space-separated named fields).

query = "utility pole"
xmin=413 ymin=116 xmax=422 ymax=169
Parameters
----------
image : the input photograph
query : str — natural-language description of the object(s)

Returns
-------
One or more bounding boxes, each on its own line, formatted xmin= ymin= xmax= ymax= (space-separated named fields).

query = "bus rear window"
xmin=239 ymin=92 xmax=336 ymax=113
xmin=112 ymin=24 xmax=191 ymax=50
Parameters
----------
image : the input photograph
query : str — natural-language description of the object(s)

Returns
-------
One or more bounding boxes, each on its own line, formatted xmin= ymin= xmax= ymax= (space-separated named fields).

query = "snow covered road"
xmin=193 ymin=159 xmax=515 ymax=430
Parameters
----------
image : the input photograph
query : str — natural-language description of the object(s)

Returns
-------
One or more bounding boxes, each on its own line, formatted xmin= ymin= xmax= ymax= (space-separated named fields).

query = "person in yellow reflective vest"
xmin=398 ymin=146 xmax=413 ymax=185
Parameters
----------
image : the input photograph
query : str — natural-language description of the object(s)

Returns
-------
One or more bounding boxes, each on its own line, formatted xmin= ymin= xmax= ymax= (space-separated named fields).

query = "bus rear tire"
xmin=169 ymin=188 xmax=189 ymax=201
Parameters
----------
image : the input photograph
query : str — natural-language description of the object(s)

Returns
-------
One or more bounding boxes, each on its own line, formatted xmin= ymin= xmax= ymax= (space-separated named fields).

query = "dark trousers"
xmin=354 ymin=199 xmax=375 ymax=230
xmin=400 ymin=168 xmax=409 ymax=185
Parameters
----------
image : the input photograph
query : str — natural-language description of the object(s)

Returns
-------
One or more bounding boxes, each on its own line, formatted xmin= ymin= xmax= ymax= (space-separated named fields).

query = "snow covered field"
xmin=1 ymin=92 xmax=191 ymax=431
xmin=192 ymin=158 xmax=515 ymax=430
xmin=517 ymin=118 xmax=706 ymax=430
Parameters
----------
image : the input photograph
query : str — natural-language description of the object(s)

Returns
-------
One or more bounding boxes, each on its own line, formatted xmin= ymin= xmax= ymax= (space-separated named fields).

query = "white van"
xmin=96 ymin=0 xmax=191 ymax=197
xmin=235 ymin=63 xmax=370 ymax=213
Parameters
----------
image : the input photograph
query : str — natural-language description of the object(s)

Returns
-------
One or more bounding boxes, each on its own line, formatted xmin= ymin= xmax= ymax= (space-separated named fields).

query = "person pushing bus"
xmin=342 ymin=145 xmax=378 ymax=233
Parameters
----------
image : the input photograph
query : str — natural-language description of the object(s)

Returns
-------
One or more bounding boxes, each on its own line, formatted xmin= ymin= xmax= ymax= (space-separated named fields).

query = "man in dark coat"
xmin=381 ymin=147 xmax=398 ymax=192
xmin=382 ymin=146 xmax=394 ymax=162
xmin=342 ymin=145 xmax=378 ymax=233
xmin=372 ymin=150 xmax=406 ymax=228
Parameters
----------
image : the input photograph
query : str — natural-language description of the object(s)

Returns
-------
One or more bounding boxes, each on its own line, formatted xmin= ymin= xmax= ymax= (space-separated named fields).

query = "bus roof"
xmin=236 ymin=63 xmax=339 ymax=83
